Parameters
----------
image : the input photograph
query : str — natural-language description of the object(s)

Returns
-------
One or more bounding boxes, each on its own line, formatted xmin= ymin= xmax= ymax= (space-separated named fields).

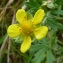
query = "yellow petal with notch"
xmin=16 ymin=9 xmax=27 ymax=24
xmin=32 ymin=9 xmax=45 ymax=25
xmin=33 ymin=26 xmax=48 ymax=40
xmin=7 ymin=24 xmax=21 ymax=38
xmin=20 ymin=36 xmax=31 ymax=53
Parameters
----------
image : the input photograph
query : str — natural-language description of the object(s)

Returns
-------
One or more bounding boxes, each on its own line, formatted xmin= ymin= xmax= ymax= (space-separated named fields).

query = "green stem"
xmin=11 ymin=44 xmax=29 ymax=60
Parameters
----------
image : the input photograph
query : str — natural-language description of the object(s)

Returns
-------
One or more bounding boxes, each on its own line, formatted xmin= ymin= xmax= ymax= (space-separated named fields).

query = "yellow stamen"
xmin=22 ymin=21 xmax=33 ymax=35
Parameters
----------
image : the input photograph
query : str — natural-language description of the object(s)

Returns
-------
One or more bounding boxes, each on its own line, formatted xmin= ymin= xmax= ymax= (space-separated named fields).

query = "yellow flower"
xmin=7 ymin=9 xmax=48 ymax=53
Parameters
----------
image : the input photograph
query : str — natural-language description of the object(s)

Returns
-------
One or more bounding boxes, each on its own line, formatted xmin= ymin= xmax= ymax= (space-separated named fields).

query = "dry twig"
xmin=0 ymin=0 xmax=14 ymax=21
xmin=7 ymin=39 xmax=11 ymax=63
xmin=0 ymin=35 xmax=8 ymax=58
xmin=0 ymin=0 xmax=27 ymax=62
xmin=0 ymin=0 xmax=14 ymax=60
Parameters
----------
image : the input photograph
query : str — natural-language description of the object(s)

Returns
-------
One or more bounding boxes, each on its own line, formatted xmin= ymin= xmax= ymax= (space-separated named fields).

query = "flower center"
xmin=22 ymin=21 xmax=33 ymax=35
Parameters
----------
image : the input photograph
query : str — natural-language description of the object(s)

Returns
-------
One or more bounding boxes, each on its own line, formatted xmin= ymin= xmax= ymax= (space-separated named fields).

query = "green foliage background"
xmin=0 ymin=0 xmax=63 ymax=63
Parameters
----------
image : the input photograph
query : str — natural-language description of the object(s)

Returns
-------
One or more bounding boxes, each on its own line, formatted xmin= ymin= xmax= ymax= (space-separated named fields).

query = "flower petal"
xmin=33 ymin=26 xmax=48 ymax=39
xmin=7 ymin=24 xmax=21 ymax=38
xmin=16 ymin=9 xmax=27 ymax=24
xmin=20 ymin=36 xmax=31 ymax=53
xmin=32 ymin=9 xmax=45 ymax=25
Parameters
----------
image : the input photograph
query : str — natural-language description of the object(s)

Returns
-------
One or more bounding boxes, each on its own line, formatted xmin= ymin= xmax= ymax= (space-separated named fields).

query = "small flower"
xmin=7 ymin=9 xmax=48 ymax=53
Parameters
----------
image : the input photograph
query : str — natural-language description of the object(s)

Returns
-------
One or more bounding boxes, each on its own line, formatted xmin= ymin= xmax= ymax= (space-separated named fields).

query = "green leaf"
xmin=32 ymin=47 xmax=46 ymax=63
xmin=51 ymin=35 xmax=57 ymax=48
xmin=25 ymin=0 xmax=40 ymax=15
xmin=26 ymin=52 xmax=34 ymax=63
xmin=47 ymin=50 xmax=55 ymax=63
xmin=14 ymin=33 xmax=25 ymax=43
xmin=0 ymin=50 xmax=6 ymax=63
xmin=26 ymin=0 xmax=40 ymax=8
xmin=0 ymin=34 xmax=7 ymax=44
xmin=30 ymin=44 xmax=44 ymax=52
xmin=27 ymin=12 xmax=33 ymax=21
xmin=47 ymin=18 xmax=58 ymax=31
xmin=52 ymin=10 xmax=63 ymax=15
xmin=30 ymin=38 xmax=48 ymax=52
xmin=36 ymin=0 xmax=46 ymax=4
xmin=47 ymin=18 xmax=63 ymax=31
xmin=27 ymin=8 xmax=38 ymax=16
xmin=54 ymin=0 xmax=63 ymax=6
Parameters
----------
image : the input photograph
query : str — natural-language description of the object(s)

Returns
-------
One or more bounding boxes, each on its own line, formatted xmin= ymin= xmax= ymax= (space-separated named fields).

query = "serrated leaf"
xmin=32 ymin=47 xmax=46 ymax=63
xmin=47 ymin=50 xmax=55 ymax=63
xmin=30 ymin=44 xmax=44 ymax=52
xmin=47 ymin=18 xmax=63 ymax=31
xmin=30 ymin=38 xmax=48 ymax=52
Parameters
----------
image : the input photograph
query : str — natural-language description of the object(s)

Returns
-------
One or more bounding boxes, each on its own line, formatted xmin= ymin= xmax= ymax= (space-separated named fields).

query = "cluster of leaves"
xmin=0 ymin=0 xmax=63 ymax=63
xmin=24 ymin=0 xmax=63 ymax=63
